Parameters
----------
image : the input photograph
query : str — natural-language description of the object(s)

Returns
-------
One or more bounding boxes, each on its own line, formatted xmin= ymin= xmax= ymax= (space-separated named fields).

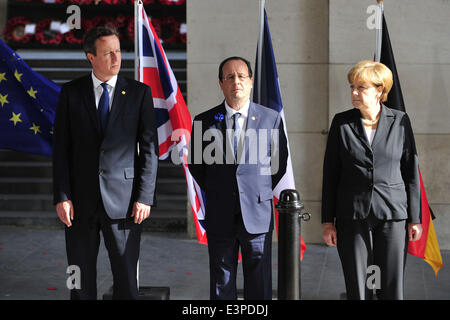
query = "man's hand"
xmin=408 ymin=223 xmax=423 ymax=242
xmin=56 ymin=200 xmax=74 ymax=227
xmin=322 ymin=222 xmax=337 ymax=246
xmin=131 ymin=202 xmax=151 ymax=224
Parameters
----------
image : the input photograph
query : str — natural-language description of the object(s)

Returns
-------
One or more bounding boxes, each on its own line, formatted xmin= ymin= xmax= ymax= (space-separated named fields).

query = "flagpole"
xmin=133 ymin=0 xmax=142 ymax=291
xmin=256 ymin=0 xmax=265 ymax=102
xmin=374 ymin=0 xmax=383 ymax=62
xmin=134 ymin=0 xmax=142 ymax=81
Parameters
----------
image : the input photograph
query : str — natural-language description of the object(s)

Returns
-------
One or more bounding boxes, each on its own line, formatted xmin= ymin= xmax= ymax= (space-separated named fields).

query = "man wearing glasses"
xmin=189 ymin=56 xmax=288 ymax=300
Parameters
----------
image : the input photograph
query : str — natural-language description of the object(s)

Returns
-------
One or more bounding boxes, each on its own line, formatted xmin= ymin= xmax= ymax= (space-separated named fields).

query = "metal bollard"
xmin=276 ymin=189 xmax=310 ymax=300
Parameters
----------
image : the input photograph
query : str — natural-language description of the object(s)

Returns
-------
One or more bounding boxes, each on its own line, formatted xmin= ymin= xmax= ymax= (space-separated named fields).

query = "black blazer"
xmin=52 ymin=74 xmax=159 ymax=220
xmin=321 ymin=105 xmax=421 ymax=224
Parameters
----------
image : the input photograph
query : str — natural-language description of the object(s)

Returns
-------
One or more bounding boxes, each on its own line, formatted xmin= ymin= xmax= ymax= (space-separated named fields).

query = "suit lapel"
xmin=371 ymin=104 xmax=395 ymax=148
xmin=209 ymin=103 xmax=229 ymax=164
xmin=81 ymin=75 xmax=101 ymax=138
xmin=348 ymin=109 xmax=371 ymax=150
xmin=246 ymin=102 xmax=260 ymax=131
xmin=244 ymin=102 xmax=260 ymax=161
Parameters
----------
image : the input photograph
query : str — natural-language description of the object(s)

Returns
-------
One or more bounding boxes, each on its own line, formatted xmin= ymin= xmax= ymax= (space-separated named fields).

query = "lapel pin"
xmin=122 ymin=91 xmax=126 ymax=95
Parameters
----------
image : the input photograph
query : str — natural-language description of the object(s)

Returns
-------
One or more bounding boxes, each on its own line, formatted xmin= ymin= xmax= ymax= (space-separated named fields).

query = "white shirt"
xmin=224 ymin=100 xmax=250 ymax=131
xmin=91 ymin=72 xmax=117 ymax=111
xmin=365 ymin=127 xmax=376 ymax=145
xmin=224 ymin=100 xmax=249 ymax=163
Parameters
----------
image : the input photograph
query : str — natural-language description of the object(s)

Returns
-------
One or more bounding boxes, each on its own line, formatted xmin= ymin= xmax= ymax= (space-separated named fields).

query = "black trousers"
xmin=336 ymin=211 xmax=408 ymax=300
xmin=65 ymin=200 xmax=142 ymax=300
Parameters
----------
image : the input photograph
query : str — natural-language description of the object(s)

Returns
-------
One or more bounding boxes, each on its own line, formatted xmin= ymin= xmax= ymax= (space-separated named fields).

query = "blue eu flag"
xmin=0 ymin=39 xmax=60 ymax=156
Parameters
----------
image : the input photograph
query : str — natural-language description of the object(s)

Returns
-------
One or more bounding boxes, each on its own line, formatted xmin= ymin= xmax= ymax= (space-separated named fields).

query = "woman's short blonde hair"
xmin=347 ymin=60 xmax=393 ymax=102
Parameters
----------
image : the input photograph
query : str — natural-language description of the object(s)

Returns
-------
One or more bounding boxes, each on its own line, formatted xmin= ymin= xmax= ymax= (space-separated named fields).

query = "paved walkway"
xmin=0 ymin=226 xmax=448 ymax=300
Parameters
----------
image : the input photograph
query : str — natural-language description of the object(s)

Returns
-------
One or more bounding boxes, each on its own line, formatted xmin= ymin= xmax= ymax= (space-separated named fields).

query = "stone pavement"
xmin=0 ymin=226 xmax=448 ymax=300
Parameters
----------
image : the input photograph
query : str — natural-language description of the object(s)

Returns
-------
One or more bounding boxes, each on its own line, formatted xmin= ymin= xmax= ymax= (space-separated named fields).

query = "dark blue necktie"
xmin=232 ymin=112 xmax=241 ymax=162
xmin=98 ymin=82 xmax=110 ymax=134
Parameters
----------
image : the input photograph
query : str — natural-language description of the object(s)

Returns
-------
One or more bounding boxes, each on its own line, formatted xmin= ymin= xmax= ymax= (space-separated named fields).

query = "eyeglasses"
xmin=222 ymin=74 xmax=251 ymax=82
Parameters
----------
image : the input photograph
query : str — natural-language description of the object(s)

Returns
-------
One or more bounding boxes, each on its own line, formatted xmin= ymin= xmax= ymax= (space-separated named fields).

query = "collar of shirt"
xmin=91 ymin=72 xmax=117 ymax=110
xmin=91 ymin=72 xmax=117 ymax=91
xmin=224 ymin=100 xmax=250 ymax=129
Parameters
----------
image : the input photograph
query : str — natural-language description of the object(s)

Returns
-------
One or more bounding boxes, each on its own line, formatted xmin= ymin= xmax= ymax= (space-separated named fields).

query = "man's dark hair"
xmin=218 ymin=56 xmax=253 ymax=82
xmin=83 ymin=26 xmax=119 ymax=56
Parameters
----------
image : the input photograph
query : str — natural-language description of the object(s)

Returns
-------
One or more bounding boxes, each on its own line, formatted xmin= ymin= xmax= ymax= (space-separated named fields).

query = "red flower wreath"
xmin=151 ymin=16 xmax=180 ymax=43
xmin=90 ymin=15 xmax=128 ymax=41
xmin=64 ymin=18 xmax=95 ymax=45
xmin=99 ymin=0 xmax=128 ymax=4
xmin=127 ymin=16 xmax=161 ymax=42
xmin=35 ymin=18 xmax=64 ymax=45
xmin=3 ymin=17 xmax=34 ymax=43
xmin=158 ymin=0 xmax=186 ymax=5
xmin=67 ymin=0 xmax=94 ymax=4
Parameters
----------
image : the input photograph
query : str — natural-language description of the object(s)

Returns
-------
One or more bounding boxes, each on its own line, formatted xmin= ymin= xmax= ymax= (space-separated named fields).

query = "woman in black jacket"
xmin=321 ymin=60 xmax=422 ymax=300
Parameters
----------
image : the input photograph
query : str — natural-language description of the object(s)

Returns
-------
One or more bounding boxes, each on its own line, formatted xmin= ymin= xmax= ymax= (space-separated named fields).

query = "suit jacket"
xmin=53 ymin=74 xmax=158 ymax=220
xmin=321 ymin=104 xmax=421 ymax=224
xmin=189 ymin=101 xmax=288 ymax=236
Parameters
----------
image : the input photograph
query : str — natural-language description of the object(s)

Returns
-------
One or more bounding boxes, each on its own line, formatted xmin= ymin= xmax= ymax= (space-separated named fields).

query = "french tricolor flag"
xmin=253 ymin=6 xmax=306 ymax=259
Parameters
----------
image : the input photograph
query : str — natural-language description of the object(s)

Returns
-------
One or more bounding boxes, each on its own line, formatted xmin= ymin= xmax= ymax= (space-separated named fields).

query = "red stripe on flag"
xmin=159 ymin=136 xmax=174 ymax=157
xmin=143 ymin=67 xmax=165 ymax=99
xmin=183 ymin=168 xmax=208 ymax=245
xmin=408 ymin=169 xmax=443 ymax=275
xmin=168 ymin=90 xmax=192 ymax=132
xmin=408 ymin=169 xmax=432 ymax=258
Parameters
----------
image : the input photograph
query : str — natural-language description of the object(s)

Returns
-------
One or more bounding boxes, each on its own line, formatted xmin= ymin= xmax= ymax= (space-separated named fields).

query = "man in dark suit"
xmin=53 ymin=26 xmax=158 ymax=300
xmin=189 ymin=56 xmax=288 ymax=300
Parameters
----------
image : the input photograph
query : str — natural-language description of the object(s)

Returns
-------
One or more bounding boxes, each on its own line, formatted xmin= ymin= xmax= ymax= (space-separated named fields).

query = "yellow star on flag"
xmin=12 ymin=52 xmax=21 ymax=61
xmin=29 ymin=122 xmax=41 ymax=135
xmin=14 ymin=69 xmax=23 ymax=82
xmin=0 ymin=72 xmax=6 ymax=83
xmin=27 ymin=86 xmax=38 ymax=99
xmin=9 ymin=112 xmax=22 ymax=126
xmin=0 ymin=93 xmax=9 ymax=107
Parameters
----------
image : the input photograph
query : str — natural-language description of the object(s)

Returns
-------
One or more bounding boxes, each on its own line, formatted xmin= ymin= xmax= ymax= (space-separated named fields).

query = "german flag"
xmin=375 ymin=2 xmax=443 ymax=276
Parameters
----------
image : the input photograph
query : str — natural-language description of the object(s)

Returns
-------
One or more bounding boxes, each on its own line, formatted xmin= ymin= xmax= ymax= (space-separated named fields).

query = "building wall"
xmin=187 ymin=0 xmax=450 ymax=249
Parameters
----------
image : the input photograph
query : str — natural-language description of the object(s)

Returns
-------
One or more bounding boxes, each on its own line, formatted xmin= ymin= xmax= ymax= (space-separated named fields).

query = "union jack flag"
xmin=136 ymin=2 xmax=207 ymax=244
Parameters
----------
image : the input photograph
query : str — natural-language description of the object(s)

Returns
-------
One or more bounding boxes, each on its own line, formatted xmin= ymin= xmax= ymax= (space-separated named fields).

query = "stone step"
xmin=0 ymin=194 xmax=187 ymax=212
xmin=0 ymin=162 xmax=53 ymax=178
xmin=34 ymin=67 xmax=186 ymax=82
xmin=0 ymin=177 xmax=186 ymax=194
xmin=0 ymin=210 xmax=187 ymax=232
xmin=0 ymin=150 xmax=50 ymax=162
xmin=0 ymin=160 xmax=184 ymax=179
xmin=0 ymin=177 xmax=53 ymax=194
xmin=20 ymin=51 xmax=187 ymax=68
